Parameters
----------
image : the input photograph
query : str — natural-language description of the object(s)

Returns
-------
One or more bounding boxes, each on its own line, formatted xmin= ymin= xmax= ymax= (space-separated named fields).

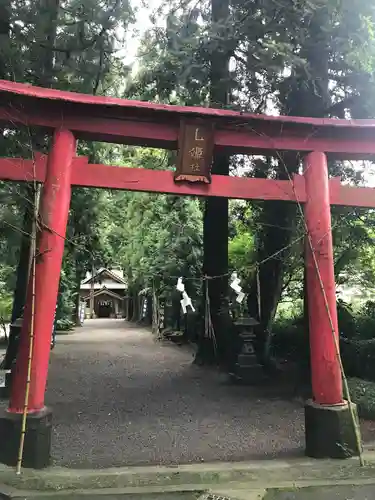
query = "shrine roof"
xmin=1 ymin=79 xmax=375 ymax=158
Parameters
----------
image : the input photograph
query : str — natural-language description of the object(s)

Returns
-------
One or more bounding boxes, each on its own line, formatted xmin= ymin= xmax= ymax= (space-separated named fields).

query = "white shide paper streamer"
xmin=230 ymin=272 xmax=245 ymax=303
xmin=176 ymin=277 xmax=195 ymax=313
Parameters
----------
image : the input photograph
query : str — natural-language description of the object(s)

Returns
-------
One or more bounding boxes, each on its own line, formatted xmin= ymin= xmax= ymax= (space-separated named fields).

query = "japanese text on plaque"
xmin=175 ymin=122 xmax=214 ymax=183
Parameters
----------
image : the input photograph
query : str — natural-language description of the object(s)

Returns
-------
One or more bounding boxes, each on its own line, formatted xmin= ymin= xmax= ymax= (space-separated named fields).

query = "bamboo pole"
xmin=16 ymin=191 xmax=38 ymax=475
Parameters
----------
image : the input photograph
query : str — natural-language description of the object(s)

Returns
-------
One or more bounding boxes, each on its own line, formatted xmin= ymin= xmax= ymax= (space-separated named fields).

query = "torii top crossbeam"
xmin=1 ymin=80 xmax=375 ymax=209
xmin=1 ymin=79 xmax=375 ymax=159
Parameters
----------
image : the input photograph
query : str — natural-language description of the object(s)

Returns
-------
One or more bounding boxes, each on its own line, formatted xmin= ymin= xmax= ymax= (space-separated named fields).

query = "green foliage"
xmin=55 ymin=255 xmax=76 ymax=330
xmin=0 ymin=0 xmax=134 ymax=326
xmin=86 ymin=146 xmax=205 ymax=306
xmin=2 ymin=0 xmax=134 ymax=92
xmin=347 ymin=377 xmax=375 ymax=419
xmin=0 ymin=182 xmax=23 ymax=321
xmin=341 ymin=338 xmax=375 ymax=382
xmin=228 ymin=230 xmax=254 ymax=277
xmin=127 ymin=0 xmax=375 ymax=343
xmin=2 ymin=0 xmax=375 ymax=347
xmin=272 ymin=300 xmax=375 ymax=385
xmin=127 ymin=7 xmax=210 ymax=104
xmin=0 ymin=292 xmax=12 ymax=321
xmin=101 ymin=191 xmax=203 ymax=299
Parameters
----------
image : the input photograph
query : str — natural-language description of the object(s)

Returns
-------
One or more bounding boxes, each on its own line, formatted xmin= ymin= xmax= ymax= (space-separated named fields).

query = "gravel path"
xmin=46 ymin=319 xmax=306 ymax=468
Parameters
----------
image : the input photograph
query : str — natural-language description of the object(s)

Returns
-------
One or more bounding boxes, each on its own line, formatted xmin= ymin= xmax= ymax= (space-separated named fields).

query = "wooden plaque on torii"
xmin=175 ymin=121 xmax=214 ymax=183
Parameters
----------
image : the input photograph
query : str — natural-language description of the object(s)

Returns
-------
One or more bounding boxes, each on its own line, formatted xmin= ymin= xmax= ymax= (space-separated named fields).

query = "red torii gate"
xmin=1 ymin=80 xmax=375 ymax=467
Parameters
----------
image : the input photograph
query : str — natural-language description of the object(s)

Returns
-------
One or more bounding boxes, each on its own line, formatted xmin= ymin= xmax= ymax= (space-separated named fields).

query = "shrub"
xmin=272 ymin=310 xmax=375 ymax=382
xmin=355 ymin=300 xmax=375 ymax=340
xmin=337 ymin=299 xmax=357 ymax=339
xmin=340 ymin=338 xmax=375 ymax=381
xmin=0 ymin=292 xmax=12 ymax=322
xmin=347 ymin=377 xmax=375 ymax=419
xmin=360 ymin=300 xmax=375 ymax=318
xmin=56 ymin=318 xmax=75 ymax=331
xmin=271 ymin=316 xmax=308 ymax=362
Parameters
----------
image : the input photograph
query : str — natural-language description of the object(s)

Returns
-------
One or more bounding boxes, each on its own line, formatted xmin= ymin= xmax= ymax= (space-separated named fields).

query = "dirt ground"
xmin=33 ymin=319 xmax=373 ymax=468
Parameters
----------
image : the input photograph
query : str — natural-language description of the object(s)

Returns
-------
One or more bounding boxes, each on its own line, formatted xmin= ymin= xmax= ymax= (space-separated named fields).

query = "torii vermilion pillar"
xmin=304 ymin=152 xmax=343 ymax=406
xmin=0 ymin=129 xmax=75 ymax=468
xmin=0 ymin=79 xmax=366 ymax=467
xmin=303 ymin=152 xmax=358 ymax=458
xmin=9 ymin=129 xmax=76 ymax=414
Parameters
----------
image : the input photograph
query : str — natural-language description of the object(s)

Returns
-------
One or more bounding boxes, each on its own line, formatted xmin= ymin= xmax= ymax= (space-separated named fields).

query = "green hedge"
xmin=340 ymin=338 xmax=375 ymax=381
xmin=56 ymin=318 xmax=75 ymax=331
xmin=272 ymin=300 xmax=375 ymax=382
xmin=347 ymin=377 xmax=375 ymax=419
xmin=0 ymin=292 xmax=12 ymax=321
xmin=272 ymin=330 xmax=375 ymax=382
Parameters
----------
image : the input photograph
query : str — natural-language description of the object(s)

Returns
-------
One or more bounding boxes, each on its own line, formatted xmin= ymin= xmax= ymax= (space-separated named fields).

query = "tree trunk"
xmin=131 ymin=291 xmax=139 ymax=322
xmin=248 ymin=6 xmax=330 ymax=368
xmin=127 ymin=296 xmax=133 ymax=321
xmin=4 ymin=0 xmax=61 ymax=368
xmin=171 ymin=289 xmax=181 ymax=331
xmin=248 ymin=193 xmax=299 ymax=368
xmin=146 ymin=295 xmax=152 ymax=325
xmin=0 ymin=0 xmax=11 ymax=80
xmin=197 ymin=0 xmax=232 ymax=366
xmin=73 ymin=268 xmax=83 ymax=325
xmin=37 ymin=0 xmax=60 ymax=88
